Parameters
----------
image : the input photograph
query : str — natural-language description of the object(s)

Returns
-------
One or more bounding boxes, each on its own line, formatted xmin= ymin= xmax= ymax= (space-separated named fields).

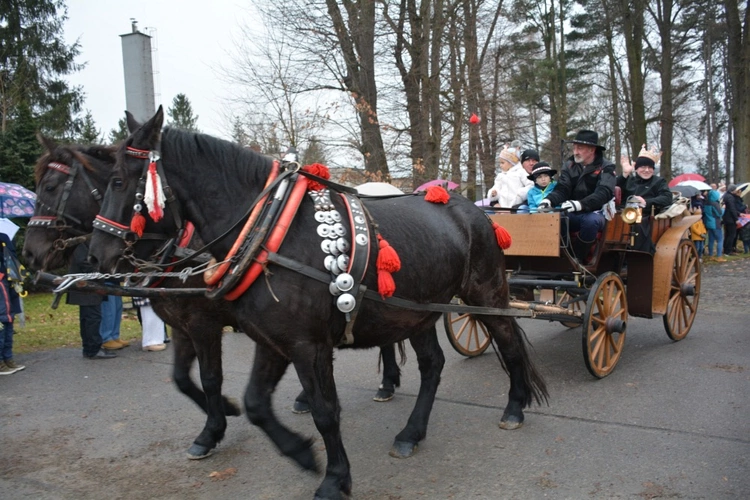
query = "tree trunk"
xmin=724 ymin=0 xmax=750 ymax=183
xmin=621 ymin=0 xmax=647 ymax=154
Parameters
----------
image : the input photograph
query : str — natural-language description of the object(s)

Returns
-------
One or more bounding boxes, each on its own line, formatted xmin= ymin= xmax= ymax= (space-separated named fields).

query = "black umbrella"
xmin=671 ymin=185 xmax=699 ymax=198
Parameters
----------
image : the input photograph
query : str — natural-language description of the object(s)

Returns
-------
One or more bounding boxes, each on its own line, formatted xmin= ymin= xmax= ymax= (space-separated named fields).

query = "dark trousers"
xmin=723 ymin=222 xmax=737 ymax=254
xmin=79 ymin=305 xmax=103 ymax=357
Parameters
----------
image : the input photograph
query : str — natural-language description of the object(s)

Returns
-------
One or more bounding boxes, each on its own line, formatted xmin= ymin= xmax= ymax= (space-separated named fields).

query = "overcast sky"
xmin=63 ymin=1 xmax=258 ymax=139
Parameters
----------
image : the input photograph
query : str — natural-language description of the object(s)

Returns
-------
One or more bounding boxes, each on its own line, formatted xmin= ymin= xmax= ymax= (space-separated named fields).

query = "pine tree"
xmin=77 ymin=111 xmax=101 ymax=143
xmin=166 ymin=93 xmax=199 ymax=132
xmin=0 ymin=0 xmax=84 ymax=136
xmin=301 ymin=136 xmax=327 ymax=165
xmin=108 ymin=118 xmax=129 ymax=143
xmin=231 ymin=116 xmax=249 ymax=146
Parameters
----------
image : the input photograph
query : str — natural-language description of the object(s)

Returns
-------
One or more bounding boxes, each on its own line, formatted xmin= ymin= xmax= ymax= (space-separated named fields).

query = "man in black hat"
xmin=538 ymin=129 xmax=616 ymax=263
xmin=520 ymin=149 xmax=540 ymax=176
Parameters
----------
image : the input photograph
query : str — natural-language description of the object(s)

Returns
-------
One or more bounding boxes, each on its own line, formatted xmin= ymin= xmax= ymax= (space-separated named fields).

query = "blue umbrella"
xmin=0 ymin=182 xmax=36 ymax=218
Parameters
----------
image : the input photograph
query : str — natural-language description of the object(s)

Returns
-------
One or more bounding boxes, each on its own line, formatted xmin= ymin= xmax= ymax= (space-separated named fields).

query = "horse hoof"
xmin=373 ymin=387 xmax=395 ymax=402
xmin=389 ymin=440 xmax=417 ymax=458
xmin=292 ymin=400 xmax=311 ymax=414
xmin=498 ymin=419 xmax=523 ymax=430
xmin=187 ymin=443 xmax=215 ymax=460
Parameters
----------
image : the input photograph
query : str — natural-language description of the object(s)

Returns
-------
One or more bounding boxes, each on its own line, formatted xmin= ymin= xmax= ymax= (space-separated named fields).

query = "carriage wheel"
xmin=582 ymin=272 xmax=628 ymax=379
xmin=663 ymin=239 xmax=701 ymax=341
xmin=558 ymin=291 xmax=584 ymax=328
xmin=443 ymin=298 xmax=491 ymax=357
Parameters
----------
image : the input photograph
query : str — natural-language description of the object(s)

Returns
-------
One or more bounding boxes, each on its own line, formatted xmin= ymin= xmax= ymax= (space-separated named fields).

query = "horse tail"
xmin=490 ymin=318 xmax=549 ymax=407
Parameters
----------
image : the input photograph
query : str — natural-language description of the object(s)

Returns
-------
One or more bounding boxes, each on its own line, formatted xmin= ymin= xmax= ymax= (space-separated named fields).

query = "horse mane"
xmin=161 ymin=127 xmax=273 ymax=181
xmin=34 ymin=143 xmax=117 ymax=184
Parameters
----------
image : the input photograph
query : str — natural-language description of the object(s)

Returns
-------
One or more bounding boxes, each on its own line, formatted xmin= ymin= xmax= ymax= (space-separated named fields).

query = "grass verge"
xmin=13 ymin=293 xmax=144 ymax=354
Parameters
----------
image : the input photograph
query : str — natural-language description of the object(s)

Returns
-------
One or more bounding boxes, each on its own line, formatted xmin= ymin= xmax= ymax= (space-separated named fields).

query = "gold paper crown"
xmin=638 ymin=144 xmax=662 ymax=165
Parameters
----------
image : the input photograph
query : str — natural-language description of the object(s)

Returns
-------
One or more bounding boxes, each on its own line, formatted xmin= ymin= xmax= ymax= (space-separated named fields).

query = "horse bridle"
xmin=92 ymin=146 xmax=184 ymax=267
xmin=28 ymin=159 xmax=103 ymax=250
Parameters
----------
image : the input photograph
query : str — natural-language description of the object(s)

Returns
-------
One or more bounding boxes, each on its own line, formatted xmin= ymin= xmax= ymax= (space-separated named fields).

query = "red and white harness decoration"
xmin=144 ymin=151 xmax=166 ymax=222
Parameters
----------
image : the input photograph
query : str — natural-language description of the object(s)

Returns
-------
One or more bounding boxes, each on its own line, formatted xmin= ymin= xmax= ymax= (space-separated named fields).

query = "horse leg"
xmin=373 ymin=343 xmax=401 ymax=402
xmin=292 ymin=341 xmax=351 ymax=499
xmin=244 ymin=343 xmax=318 ymax=472
xmin=476 ymin=315 xmax=548 ymax=430
xmin=390 ymin=326 xmax=444 ymax=459
xmin=293 ymin=343 xmax=401 ymax=414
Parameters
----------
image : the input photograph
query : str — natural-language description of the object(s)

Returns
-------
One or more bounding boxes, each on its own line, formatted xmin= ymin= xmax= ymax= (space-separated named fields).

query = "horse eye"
xmin=112 ymin=178 xmax=124 ymax=189
xmin=44 ymin=184 xmax=56 ymax=192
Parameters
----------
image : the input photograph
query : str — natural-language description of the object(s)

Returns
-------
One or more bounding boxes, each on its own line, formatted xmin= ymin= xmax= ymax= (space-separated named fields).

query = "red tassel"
xmin=469 ymin=113 xmax=480 ymax=124
xmin=377 ymin=269 xmax=396 ymax=298
xmin=130 ymin=212 xmax=146 ymax=237
xmin=377 ymin=235 xmax=401 ymax=273
xmin=424 ymin=185 xmax=450 ymax=204
xmin=145 ymin=161 xmax=165 ymax=222
xmin=492 ymin=222 xmax=512 ymax=250
xmin=302 ymin=163 xmax=331 ymax=191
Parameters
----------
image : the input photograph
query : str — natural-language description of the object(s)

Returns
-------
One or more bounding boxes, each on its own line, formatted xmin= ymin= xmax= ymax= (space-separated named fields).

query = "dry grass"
xmin=13 ymin=293 xmax=144 ymax=354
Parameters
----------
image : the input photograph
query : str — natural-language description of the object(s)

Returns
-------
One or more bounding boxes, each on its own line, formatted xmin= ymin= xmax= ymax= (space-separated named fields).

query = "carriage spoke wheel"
xmin=582 ymin=272 xmax=628 ymax=379
xmin=558 ymin=291 xmax=584 ymax=328
xmin=443 ymin=298 xmax=491 ymax=357
xmin=663 ymin=239 xmax=701 ymax=341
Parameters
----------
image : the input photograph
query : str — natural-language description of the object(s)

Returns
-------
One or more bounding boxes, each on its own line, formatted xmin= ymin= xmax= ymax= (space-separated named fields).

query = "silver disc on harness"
xmin=336 ymin=238 xmax=350 ymax=253
xmin=355 ymin=234 xmax=369 ymax=246
xmin=331 ymin=211 xmax=342 ymax=222
xmin=317 ymin=224 xmax=331 ymax=238
xmin=337 ymin=254 xmax=349 ymax=271
xmin=320 ymin=239 xmax=332 ymax=254
xmin=133 ymin=203 xmax=142 ymax=212
xmin=314 ymin=211 xmax=327 ymax=223
xmin=335 ymin=273 xmax=354 ymax=292
xmin=135 ymin=192 xmax=144 ymax=201
xmin=330 ymin=264 xmax=342 ymax=276
xmin=329 ymin=242 xmax=341 ymax=256
xmin=354 ymin=215 xmax=365 ymax=225
xmin=336 ymin=293 xmax=356 ymax=313
xmin=332 ymin=223 xmax=346 ymax=237
xmin=329 ymin=281 xmax=343 ymax=296
xmin=324 ymin=212 xmax=335 ymax=225
xmin=324 ymin=255 xmax=335 ymax=271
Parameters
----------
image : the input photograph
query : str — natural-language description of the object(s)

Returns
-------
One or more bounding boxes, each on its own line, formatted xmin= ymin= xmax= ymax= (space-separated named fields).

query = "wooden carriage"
xmin=444 ymin=210 xmax=702 ymax=378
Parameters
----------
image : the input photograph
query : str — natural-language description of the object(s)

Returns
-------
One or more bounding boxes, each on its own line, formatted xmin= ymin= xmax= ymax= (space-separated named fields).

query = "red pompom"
xmin=377 ymin=269 xmax=396 ymax=298
xmin=424 ymin=185 xmax=450 ymax=204
xmin=492 ymin=221 xmax=512 ymax=250
xmin=130 ymin=212 xmax=146 ymax=238
xmin=377 ymin=235 xmax=401 ymax=273
xmin=302 ymin=163 xmax=331 ymax=191
xmin=469 ymin=113 xmax=480 ymax=124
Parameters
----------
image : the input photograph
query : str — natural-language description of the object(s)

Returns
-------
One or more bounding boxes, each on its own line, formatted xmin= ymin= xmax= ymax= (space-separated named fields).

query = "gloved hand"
xmin=537 ymin=199 xmax=552 ymax=212
xmin=561 ymin=200 xmax=582 ymax=212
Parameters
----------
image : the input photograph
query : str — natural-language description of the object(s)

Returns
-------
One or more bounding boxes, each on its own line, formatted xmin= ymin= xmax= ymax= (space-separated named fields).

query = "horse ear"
xmin=145 ymin=106 xmax=164 ymax=143
xmin=36 ymin=133 xmax=58 ymax=153
xmin=125 ymin=111 xmax=141 ymax=133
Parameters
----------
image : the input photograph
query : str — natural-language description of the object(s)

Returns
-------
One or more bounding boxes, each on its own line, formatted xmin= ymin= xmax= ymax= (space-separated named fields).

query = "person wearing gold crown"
xmin=537 ymin=129 xmax=616 ymax=263
xmin=617 ymin=145 xmax=672 ymax=253
xmin=486 ymin=142 xmax=534 ymax=209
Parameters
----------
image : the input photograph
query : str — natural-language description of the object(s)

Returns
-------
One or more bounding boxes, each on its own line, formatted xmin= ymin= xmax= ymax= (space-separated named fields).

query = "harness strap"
xmin=264 ymin=252 xmax=533 ymax=318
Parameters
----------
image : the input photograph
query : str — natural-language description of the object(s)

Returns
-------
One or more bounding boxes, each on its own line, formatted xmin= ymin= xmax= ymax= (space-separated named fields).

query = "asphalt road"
xmin=1 ymin=259 xmax=749 ymax=499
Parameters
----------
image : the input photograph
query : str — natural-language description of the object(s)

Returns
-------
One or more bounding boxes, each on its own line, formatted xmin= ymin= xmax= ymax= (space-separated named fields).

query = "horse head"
xmin=22 ymin=135 xmax=114 ymax=271
xmin=89 ymin=106 xmax=182 ymax=273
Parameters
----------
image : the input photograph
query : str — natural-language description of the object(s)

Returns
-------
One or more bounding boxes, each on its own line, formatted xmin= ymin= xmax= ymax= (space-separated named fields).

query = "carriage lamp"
xmin=621 ymin=196 xmax=643 ymax=225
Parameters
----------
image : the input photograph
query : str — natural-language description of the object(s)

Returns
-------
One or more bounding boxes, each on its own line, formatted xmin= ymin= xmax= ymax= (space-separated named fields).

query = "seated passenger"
xmin=538 ymin=129 xmax=616 ymax=263
xmin=526 ymin=162 xmax=557 ymax=212
xmin=618 ymin=145 xmax=672 ymax=253
xmin=487 ymin=144 xmax=534 ymax=209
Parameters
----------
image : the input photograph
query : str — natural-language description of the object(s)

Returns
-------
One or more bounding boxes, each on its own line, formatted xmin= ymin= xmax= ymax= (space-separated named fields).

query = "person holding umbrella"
xmin=0 ymin=231 xmax=25 ymax=374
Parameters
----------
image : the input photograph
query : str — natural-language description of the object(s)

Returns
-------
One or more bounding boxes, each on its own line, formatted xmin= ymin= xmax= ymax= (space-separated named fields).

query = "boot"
xmin=572 ymin=238 xmax=595 ymax=264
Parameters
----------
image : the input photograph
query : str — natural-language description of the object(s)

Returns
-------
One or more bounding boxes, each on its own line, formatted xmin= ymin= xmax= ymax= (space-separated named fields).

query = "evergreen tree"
xmin=77 ymin=111 xmax=101 ymax=143
xmin=301 ymin=136 xmax=327 ymax=165
xmin=0 ymin=0 xmax=84 ymax=136
xmin=0 ymin=102 xmax=40 ymax=187
xmin=166 ymin=93 xmax=199 ymax=131
xmin=231 ymin=116 xmax=249 ymax=146
xmin=108 ymin=118 xmax=129 ymax=143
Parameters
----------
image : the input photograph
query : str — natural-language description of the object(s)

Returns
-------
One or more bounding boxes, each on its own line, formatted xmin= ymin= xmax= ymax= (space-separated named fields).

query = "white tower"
xmin=120 ymin=20 xmax=156 ymax=123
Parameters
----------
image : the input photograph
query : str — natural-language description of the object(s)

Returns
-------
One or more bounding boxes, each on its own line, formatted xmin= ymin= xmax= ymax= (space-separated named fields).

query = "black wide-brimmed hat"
xmin=571 ymin=129 xmax=606 ymax=151
xmin=520 ymin=149 xmax=540 ymax=163
xmin=527 ymin=161 xmax=557 ymax=180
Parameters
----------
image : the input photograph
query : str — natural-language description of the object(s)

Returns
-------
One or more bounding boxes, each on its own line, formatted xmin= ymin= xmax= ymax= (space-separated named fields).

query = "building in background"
xmin=120 ymin=21 xmax=157 ymax=122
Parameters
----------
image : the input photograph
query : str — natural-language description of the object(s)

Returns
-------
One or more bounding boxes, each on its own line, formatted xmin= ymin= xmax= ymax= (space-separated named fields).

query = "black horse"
xmin=88 ymin=108 xmax=548 ymax=500
xmin=22 ymin=137 xmax=402 ymax=460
